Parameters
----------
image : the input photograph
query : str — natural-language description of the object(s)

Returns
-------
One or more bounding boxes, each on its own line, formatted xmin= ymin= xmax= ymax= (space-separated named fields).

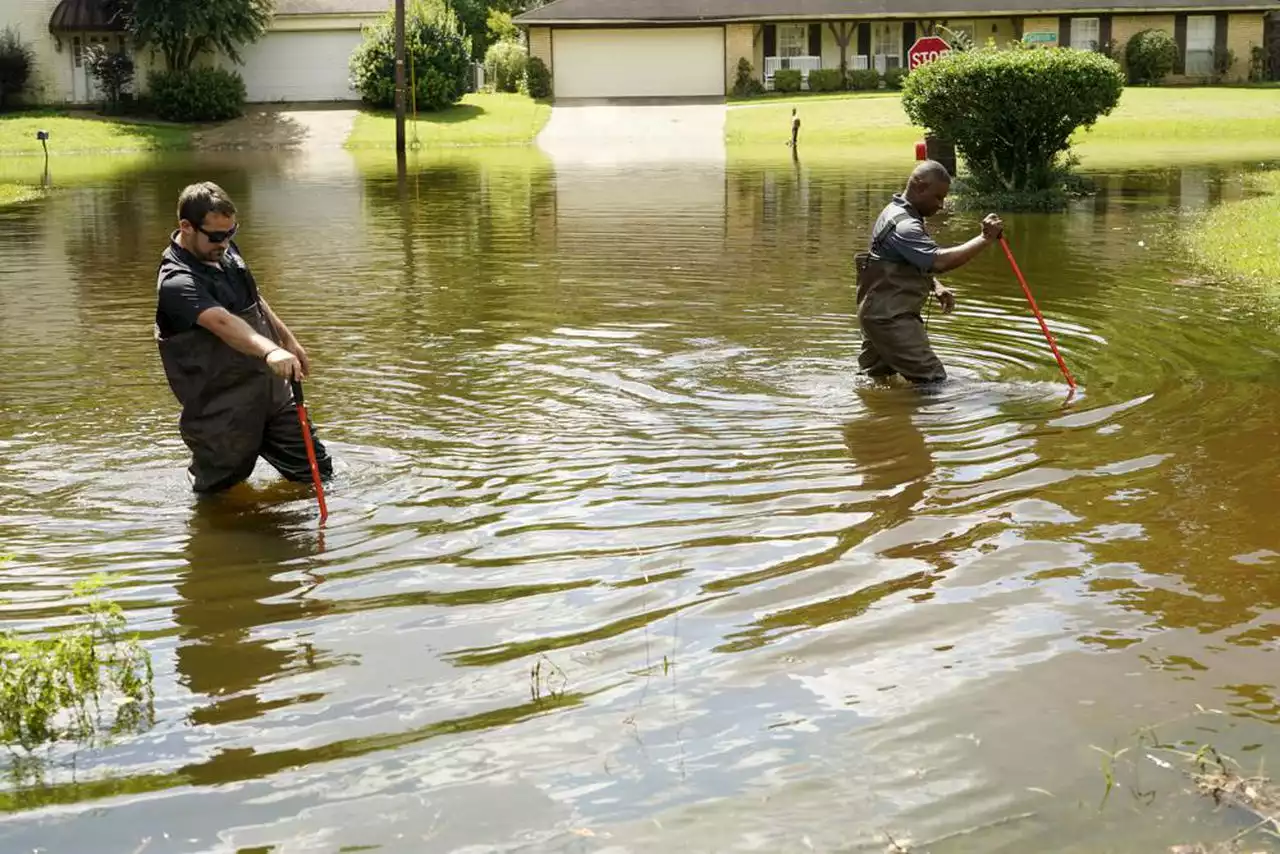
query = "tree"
xmin=85 ymin=44 xmax=135 ymax=114
xmin=487 ymin=9 xmax=519 ymax=44
xmin=448 ymin=0 xmax=491 ymax=60
xmin=901 ymin=45 xmax=1124 ymax=197
xmin=349 ymin=0 xmax=472 ymax=112
xmin=484 ymin=39 xmax=526 ymax=92
xmin=126 ymin=0 xmax=273 ymax=72
xmin=0 ymin=26 xmax=34 ymax=111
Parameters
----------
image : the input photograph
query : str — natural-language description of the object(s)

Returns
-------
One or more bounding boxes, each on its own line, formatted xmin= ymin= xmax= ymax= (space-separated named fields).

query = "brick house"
xmin=513 ymin=0 xmax=1280 ymax=99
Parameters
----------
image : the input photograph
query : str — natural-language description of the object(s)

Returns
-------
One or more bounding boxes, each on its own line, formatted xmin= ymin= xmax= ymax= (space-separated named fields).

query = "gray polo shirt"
xmin=868 ymin=194 xmax=940 ymax=273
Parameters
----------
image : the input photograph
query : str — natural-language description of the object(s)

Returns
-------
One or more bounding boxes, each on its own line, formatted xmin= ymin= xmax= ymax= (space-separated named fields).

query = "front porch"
xmin=752 ymin=19 xmax=1018 ymax=90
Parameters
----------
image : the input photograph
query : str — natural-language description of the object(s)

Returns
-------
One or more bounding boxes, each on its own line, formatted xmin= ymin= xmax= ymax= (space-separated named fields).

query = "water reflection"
xmin=175 ymin=493 xmax=331 ymax=727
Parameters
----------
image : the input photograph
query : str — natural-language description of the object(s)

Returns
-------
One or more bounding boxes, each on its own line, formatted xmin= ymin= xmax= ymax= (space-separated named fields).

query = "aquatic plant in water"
xmin=0 ymin=564 xmax=155 ymax=782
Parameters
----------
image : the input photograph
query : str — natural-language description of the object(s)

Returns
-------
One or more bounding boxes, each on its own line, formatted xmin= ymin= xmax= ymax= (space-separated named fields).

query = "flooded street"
xmin=3 ymin=143 xmax=1280 ymax=853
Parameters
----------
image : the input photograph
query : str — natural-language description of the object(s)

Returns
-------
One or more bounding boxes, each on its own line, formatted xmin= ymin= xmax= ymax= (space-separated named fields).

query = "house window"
xmin=73 ymin=37 xmax=83 ymax=68
xmin=1070 ymin=17 xmax=1101 ymax=51
xmin=1185 ymin=15 xmax=1216 ymax=76
xmin=872 ymin=22 xmax=902 ymax=70
xmin=779 ymin=23 xmax=807 ymax=57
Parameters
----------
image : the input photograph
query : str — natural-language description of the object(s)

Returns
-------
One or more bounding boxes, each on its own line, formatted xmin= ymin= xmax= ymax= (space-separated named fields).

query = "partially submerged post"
xmin=394 ymin=0 xmax=407 ymax=158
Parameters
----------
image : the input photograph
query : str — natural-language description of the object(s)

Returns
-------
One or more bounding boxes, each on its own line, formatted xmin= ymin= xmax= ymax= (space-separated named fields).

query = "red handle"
xmin=291 ymin=380 xmax=329 ymax=523
xmin=999 ymin=236 xmax=1076 ymax=390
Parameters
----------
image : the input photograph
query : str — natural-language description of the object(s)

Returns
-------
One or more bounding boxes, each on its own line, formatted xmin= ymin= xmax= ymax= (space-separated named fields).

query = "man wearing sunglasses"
xmin=154 ymin=181 xmax=334 ymax=493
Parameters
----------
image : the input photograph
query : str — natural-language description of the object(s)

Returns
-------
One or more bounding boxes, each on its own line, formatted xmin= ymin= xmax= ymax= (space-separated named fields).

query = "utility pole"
xmin=394 ymin=0 xmax=406 ymax=157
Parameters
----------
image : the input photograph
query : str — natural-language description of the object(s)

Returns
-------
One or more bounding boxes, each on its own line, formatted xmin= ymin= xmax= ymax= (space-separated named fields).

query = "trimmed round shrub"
xmin=901 ymin=45 xmax=1124 ymax=194
xmin=773 ymin=68 xmax=801 ymax=92
xmin=806 ymin=68 xmax=842 ymax=92
xmin=846 ymin=69 xmax=881 ymax=91
xmin=148 ymin=67 xmax=245 ymax=122
xmin=349 ymin=0 xmax=472 ymax=112
xmin=883 ymin=67 xmax=907 ymax=89
xmin=523 ymin=55 xmax=552 ymax=98
xmin=1125 ymin=28 xmax=1178 ymax=84
xmin=484 ymin=39 xmax=526 ymax=93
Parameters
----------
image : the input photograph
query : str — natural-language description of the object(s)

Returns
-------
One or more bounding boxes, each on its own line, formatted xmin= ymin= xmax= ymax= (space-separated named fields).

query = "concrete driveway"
xmin=536 ymin=98 xmax=727 ymax=165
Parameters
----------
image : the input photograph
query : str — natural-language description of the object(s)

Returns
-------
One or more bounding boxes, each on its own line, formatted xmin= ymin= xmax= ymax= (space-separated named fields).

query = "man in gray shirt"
xmin=855 ymin=160 xmax=1004 ymax=384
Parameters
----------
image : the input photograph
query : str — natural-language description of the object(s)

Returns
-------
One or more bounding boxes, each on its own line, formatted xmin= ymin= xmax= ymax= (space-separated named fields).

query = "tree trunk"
xmin=828 ymin=22 xmax=853 ymax=81
xmin=184 ymin=38 xmax=204 ymax=71
xmin=989 ymin=154 xmax=1016 ymax=192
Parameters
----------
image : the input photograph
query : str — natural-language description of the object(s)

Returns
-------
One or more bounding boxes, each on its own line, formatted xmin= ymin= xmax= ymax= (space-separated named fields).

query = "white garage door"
xmin=552 ymin=27 xmax=724 ymax=99
xmin=236 ymin=30 xmax=363 ymax=103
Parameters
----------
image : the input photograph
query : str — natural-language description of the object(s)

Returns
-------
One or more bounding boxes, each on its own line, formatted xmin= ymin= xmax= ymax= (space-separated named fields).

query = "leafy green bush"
xmin=0 ymin=574 xmax=154 ymax=761
xmin=732 ymin=57 xmax=763 ymax=96
xmin=773 ymin=68 xmax=801 ymax=92
xmin=0 ymin=26 xmax=34 ymax=111
xmin=484 ymin=39 xmax=526 ymax=93
xmin=901 ymin=45 xmax=1124 ymax=198
xmin=846 ymin=68 xmax=881 ymax=91
xmin=1250 ymin=45 xmax=1267 ymax=82
xmin=938 ymin=25 xmax=975 ymax=52
xmin=883 ymin=67 xmax=907 ymax=89
xmin=523 ymin=55 xmax=552 ymax=99
xmin=148 ymin=67 xmax=245 ymax=122
xmin=1212 ymin=46 xmax=1236 ymax=81
xmin=85 ymin=45 xmax=135 ymax=114
xmin=1125 ymin=28 xmax=1178 ymax=84
xmin=349 ymin=0 xmax=472 ymax=112
xmin=806 ymin=68 xmax=843 ymax=91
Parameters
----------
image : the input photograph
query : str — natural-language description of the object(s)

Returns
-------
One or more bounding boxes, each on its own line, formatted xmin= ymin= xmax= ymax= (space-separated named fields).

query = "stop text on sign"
xmin=907 ymin=36 xmax=952 ymax=70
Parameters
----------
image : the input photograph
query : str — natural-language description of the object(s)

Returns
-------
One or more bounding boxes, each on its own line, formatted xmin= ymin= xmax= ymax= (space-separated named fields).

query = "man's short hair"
xmin=178 ymin=182 xmax=237 ymax=228
xmin=908 ymin=160 xmax=952 ymax=187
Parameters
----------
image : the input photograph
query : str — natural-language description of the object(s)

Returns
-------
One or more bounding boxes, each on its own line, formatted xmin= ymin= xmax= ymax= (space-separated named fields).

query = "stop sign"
xmin=907 ymin=36 xmax=951 ymax=70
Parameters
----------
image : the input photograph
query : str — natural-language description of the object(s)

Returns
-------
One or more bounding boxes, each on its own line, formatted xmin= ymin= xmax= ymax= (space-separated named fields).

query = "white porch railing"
xmin=761 ymin=54 xmax=903 ymax=89
xmin=872 ymin=54 xmax=902 ymax=73
xmin=763 ymin=55 xmax=823 ymax=80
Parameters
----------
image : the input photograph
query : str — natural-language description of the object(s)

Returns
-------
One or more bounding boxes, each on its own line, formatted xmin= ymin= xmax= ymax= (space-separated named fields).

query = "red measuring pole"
xmin=998 ymin=236 xmax=1076 ymax=389
xmin=290 ymin=379 xmax=329 ymax=523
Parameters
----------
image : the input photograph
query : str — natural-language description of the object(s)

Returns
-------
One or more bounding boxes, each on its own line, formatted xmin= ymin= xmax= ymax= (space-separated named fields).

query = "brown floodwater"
xmin=3 ymin=144 xmax=1280 ymax=853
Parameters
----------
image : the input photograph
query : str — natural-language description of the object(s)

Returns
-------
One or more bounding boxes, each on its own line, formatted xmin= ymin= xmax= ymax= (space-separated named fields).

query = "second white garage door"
xmin=552 ymin=27 xmax=725 ymax=99
xmin=235 ymin=30 xmax=363 ymax=103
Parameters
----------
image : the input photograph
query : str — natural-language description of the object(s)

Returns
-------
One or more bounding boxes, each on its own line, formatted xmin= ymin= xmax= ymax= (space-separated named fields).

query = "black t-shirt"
xmin=154 ymin=233 xmax=260 ymax=338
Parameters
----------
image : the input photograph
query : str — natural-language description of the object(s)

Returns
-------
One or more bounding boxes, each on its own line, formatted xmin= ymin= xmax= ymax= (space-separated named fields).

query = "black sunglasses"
xmin=196 ymin=223 xmax=238 ymax=244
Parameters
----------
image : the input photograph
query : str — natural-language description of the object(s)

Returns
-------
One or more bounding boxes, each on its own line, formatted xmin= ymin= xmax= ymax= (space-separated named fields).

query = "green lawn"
xmin=726 ymin=91 xmax=917 ymax=148
xmin=726 ymin=87 xmax=1280 ymax=164
xmin=1188 ymin=170 xmax=1280 ymax=285
xmin=0 ymin=112 xmax=191 ymax=156
xmin=346 ymin=93 xmax=552 ymax=148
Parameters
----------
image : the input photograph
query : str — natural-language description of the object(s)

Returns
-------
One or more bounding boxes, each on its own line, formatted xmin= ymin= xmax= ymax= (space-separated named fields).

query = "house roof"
xmin=47 ymin=0 xmax=383 ymax=33
xmin=273 ymin=0 xmax=390 ymax=14
xmin=515 ymin=0 xmax=1280 ymax=24
xmin=48 ymin=0 xmax=127 ymax=32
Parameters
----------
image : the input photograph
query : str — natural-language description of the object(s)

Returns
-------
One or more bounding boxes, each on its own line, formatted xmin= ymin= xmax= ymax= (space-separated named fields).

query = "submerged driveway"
xmin=536 ymin=98 xmax=727 ymax=165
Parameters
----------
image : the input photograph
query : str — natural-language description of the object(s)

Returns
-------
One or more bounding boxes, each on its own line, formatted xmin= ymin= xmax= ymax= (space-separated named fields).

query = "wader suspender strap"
xmin=871 ymin=210 xmax=913 ymax=255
